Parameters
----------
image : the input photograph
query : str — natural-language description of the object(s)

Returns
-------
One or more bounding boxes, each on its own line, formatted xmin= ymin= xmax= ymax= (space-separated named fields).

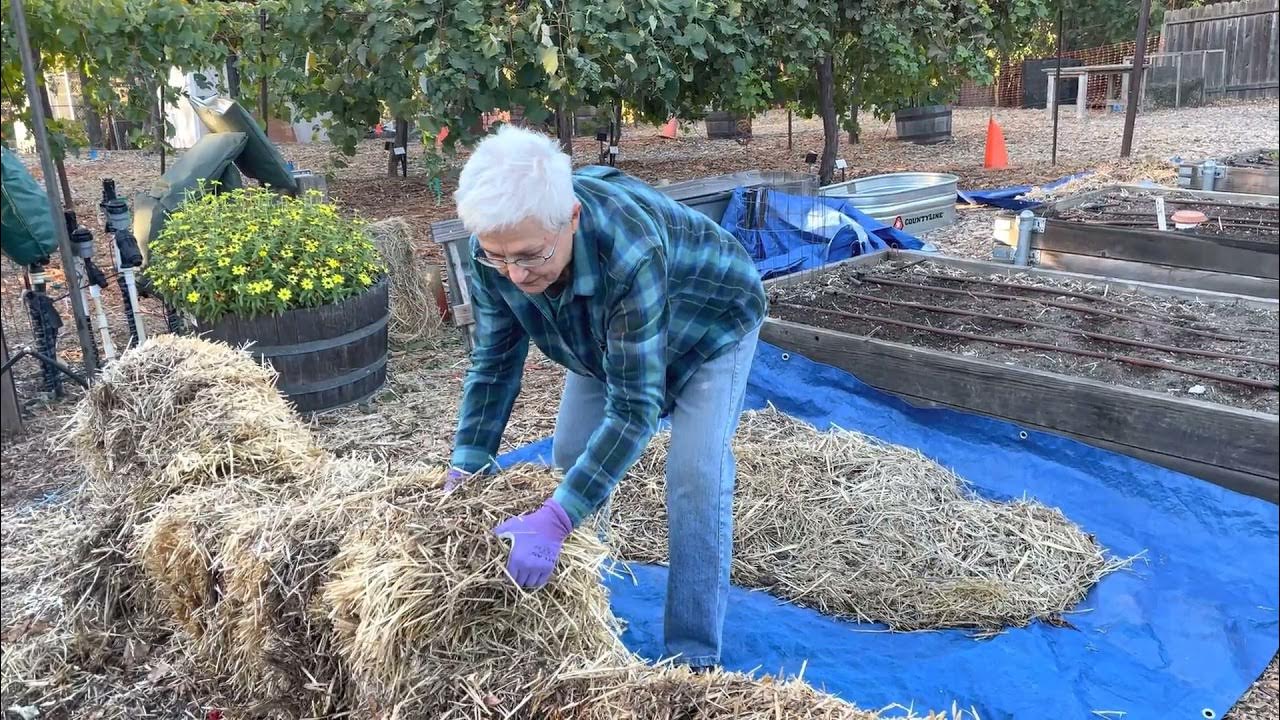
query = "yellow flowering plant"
xmin=145 ymin=186 xmax=384 ymax=322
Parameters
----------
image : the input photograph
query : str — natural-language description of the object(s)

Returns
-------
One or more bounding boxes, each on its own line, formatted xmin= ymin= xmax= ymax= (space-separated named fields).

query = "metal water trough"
xmin=819 ymin=172 xmax=959 ymax=234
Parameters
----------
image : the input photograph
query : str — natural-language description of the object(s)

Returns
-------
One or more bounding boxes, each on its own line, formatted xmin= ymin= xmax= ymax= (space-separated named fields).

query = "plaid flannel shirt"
xmin=450 ymin=166 xmax=766 ymax=524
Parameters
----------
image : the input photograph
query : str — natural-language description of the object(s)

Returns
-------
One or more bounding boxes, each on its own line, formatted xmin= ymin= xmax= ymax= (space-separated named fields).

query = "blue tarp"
xmin=958 ymin=171 xmax=1091 ymax=211
xmin=720 ymin=187 xmax=927 ymax=279
xmin=496 ymin=342 xmax=1279 ymax=720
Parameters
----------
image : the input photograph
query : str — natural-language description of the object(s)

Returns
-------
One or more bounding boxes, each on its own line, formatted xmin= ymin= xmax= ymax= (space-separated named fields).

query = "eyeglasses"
xmin=474 ymin=225 xmax=565 ymax=270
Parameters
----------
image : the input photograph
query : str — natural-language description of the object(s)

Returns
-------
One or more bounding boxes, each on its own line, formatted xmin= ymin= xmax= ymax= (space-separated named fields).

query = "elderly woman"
xmin=446 ymin=124 xmax=765 ymax=671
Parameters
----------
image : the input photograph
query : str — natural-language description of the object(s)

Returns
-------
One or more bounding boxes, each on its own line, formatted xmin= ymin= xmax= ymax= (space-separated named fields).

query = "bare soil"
xmin=769 ymin=259 xmax=1280 ymax=414
xmin=1053 ymin=189 xmax=1280 ymax=240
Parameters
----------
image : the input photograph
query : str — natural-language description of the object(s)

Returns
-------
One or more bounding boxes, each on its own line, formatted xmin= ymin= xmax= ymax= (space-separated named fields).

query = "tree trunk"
xmin=555 ymin=105 xmax=573 ymax=154
xmin=609 ymin=101 xmax=623 ymax=165
xmin=816 ymin=54 xmax=838 ymax=186
xmin=78 ymin=64 xmax=103 ymax=148
xmin=37 ymin=81 xmax=74 ymax=204
xmin=847 ymin=75 xmax=862 ymax=145
xmin=386 ymin=117 xmax=409 ymax=177
xmin=226 ymin=53 xmax=241 ymax=99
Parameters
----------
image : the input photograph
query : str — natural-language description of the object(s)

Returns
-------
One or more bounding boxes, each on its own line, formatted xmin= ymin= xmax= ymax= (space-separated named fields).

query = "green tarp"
xmin=0 ymin=146 xmax=58 ymax=266
xmin=189 ymin=96 xmax=298 ymax=195
xmin=131 ymin=131 xmax=248 ymax=263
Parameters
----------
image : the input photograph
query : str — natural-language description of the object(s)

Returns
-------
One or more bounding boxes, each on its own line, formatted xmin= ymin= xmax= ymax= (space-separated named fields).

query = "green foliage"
xmin=144 ymin=185 xmax=384 ymax=322
xmin=237 ymin=0 xmax=825 ymax=156
xmin=0 ymin=0 xmax=247 ymax=155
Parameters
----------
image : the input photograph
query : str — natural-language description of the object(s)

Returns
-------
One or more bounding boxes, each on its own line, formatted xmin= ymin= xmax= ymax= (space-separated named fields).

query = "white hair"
xmin=454 ymin=124 xmax=576 ymax=235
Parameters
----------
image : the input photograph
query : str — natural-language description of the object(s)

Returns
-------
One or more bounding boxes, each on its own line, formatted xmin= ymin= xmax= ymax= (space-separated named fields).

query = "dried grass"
xmin=369 ymin=216 xmax=445 ymax=348
xmin=5 ymin=336 xmax=903 ymax=718
xmin=1020 ymin=156 xmax=1181 ymax=202
xmin=67 ymin=334 xmax=325 ymax=508
xmin=610 ymin=407 xmax=1130 ymax=631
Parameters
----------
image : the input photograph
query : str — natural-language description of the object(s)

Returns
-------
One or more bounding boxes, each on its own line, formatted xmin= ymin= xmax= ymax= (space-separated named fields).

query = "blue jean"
xmin=551 ymin=325 xmax=760 ymax=668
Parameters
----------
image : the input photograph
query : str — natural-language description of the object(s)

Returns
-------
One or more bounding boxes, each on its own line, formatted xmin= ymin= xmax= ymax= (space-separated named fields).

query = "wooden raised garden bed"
xmin=1001 ymin=184 xmax=1279 ymax=299
xmin=1178 ymin=148 xmax=1279 ymax=197
xmin=762 ymin=250 xmax=1279 ymax=503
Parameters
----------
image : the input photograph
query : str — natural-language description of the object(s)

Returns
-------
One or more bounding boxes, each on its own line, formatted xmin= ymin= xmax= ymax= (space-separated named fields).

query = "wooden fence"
xmin=1161 ymin=0 xmax=1279 ymax=99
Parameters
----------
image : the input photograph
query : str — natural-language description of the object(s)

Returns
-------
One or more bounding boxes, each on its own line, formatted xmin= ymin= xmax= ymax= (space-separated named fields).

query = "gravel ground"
xmin=2 ymin=99 xmax=1277 ymax=718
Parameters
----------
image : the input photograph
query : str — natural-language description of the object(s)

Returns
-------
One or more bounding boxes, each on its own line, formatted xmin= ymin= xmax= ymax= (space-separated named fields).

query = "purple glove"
xmin=493 ymin=499 xmax=573 ymax=589
xmin=444 ymin=468 xmax=466 ymax=493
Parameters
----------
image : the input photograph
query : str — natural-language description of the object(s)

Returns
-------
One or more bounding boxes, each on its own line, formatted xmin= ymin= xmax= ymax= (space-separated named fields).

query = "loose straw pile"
xmin=610 ymin=407 xmax=1128 ymax=631
xmin=1020 ymin=157 xmax=1179 ymax=202
xmin=370 ymin=216 xmax=445 ymax=347
xmin=5 ymin=336 xmax=899 ymax=719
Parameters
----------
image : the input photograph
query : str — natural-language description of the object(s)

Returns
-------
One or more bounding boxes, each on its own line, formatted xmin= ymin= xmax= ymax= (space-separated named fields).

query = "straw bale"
xmin=69 ymin=334 xmax=324 ymax=510
xmin=135 ymin=459 xmax=888 ymax=719
xmin=609 ymin=407 xmax=1128 ymax=631
xmin=321 ymin=465 xmax=634 ymax=718
xmin=370 ymin=216 xmax=444 ymax=348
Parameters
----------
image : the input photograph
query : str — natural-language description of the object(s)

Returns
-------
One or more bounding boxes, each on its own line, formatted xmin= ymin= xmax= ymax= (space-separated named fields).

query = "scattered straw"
xmin=370 ymin=216 xmax=445 ymax=348
xmin=1020 ymin=156 xmax=1180 ymax=202
xmin=610 ymin=407 xmax=1130 ymax=631
xmin=6 ymin=336 xmax=909 ymax=718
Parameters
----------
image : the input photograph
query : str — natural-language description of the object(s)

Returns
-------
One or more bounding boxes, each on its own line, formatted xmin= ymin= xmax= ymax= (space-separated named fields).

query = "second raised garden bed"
xmin=763 ymin=250 xmax=1279 ymax=503
xmin=997 ymin=184 xmax=1279 ymax=299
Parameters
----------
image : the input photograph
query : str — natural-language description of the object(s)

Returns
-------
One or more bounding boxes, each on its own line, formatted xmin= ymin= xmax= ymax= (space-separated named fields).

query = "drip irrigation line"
xmin=822 ymin=287 xmax=1278 ymax=368
xmin=915 ymin=271 xmax=1242 ymax=329
xmin=776 ymin=303 xmax=1278 ymax=391
xmin=853 ymin=274 xmax=1274 ymax=344
xmin=1076 ymin=218 xmax=1279 ymax=232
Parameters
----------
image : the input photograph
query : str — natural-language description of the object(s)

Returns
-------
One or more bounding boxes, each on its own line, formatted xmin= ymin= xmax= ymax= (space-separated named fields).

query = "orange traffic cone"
xmin=659 ymin=117 xmax=678 ymax=139
xmin=984 ymin=116 xmax=1008 ymax=170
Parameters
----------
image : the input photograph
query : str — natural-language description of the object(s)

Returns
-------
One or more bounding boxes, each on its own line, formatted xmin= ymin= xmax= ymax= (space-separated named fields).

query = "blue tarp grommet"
xmin=1018 ymin=431 xmax=1028 ymax=440
xmin=1203 ymin=710 xmax=1217 ymax=719
xmin=781 ymin=353 xmax=791 ymax=361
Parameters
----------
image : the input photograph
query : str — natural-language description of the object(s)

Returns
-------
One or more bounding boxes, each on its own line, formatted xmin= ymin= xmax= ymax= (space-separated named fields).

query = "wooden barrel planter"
xmin=706 ymin=112 xmax=751 ymax=140
xmin=894 ymin=105 xmax=953 ymax=145
xmin=198 ymin=277 xmax=390 ymax=413
xmin=574 ymin=106 xmax=603 ymax=137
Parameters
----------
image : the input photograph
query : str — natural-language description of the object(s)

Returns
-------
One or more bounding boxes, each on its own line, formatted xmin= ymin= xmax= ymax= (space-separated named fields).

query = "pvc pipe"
xmin=1013 ymin=209 xmax=1036 ymax=267
xmin=121 ymin=269 xmax=148 ymax=345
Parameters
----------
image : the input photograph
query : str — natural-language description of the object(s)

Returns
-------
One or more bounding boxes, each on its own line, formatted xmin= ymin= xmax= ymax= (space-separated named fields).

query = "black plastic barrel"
xmin=894 ymin=105 xmax=953 ymax=145
xmin=200 ymin=277 xmax=389 ymax=413
xmin=706 ymin=112 xmax=751 ymax=140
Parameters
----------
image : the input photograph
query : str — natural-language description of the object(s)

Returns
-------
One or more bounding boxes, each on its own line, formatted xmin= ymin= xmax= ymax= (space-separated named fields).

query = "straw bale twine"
xmin=610 ymin=407 xmax=1128 ymax=631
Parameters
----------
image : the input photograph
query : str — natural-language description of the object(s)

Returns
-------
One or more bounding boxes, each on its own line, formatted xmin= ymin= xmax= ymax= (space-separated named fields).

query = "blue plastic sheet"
xmin=959 ymin=171 xmax=1090 ymax=210
xmin=496 ymin=342 xmax=1279 ymax=720
xmin=720 ymin=187 xmax=925 ymax=279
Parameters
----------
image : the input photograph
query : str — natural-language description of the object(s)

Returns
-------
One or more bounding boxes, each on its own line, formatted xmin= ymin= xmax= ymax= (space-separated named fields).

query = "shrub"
xmin=145 ymin=186 xmax=384 ymax=323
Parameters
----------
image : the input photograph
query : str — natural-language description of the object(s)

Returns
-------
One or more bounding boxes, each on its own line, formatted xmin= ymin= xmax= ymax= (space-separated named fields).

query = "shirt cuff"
xmin=450 ymin=446 xmax=497 ymax=475
xmin=551 ymin=482 xmax=593 ymax=527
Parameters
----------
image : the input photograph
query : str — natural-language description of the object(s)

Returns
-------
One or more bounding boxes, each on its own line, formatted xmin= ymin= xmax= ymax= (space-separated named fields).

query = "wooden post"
xmin=1 ymin=324 xmax=22 ymax=439
xmin=259 ymin=8 xmax=269 ymax=135
xmin=1121 ymin=0 xmax=1153 ymax=158
xmin=9 ymin=0 xmax=99 ymax=377
xmin=1051 ymin=6 xmax=1064 ymax=166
